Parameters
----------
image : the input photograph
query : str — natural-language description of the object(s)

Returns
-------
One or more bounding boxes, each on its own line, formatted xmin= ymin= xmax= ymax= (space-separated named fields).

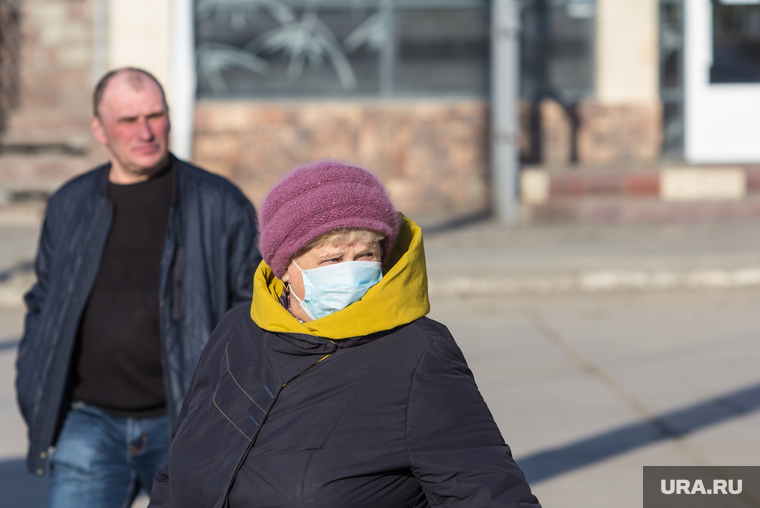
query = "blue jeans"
xmin=49 ymin=402 xmax=170 ymax=508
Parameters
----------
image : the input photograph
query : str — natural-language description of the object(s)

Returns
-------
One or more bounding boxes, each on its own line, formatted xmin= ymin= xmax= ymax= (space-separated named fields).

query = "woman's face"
xmin=282 ymin=238 xmax=382 ymax=322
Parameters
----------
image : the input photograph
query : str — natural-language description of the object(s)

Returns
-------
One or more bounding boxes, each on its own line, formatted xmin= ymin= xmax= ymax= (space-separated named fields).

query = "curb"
xmin=4 ymin=266 xmax=760 ymax=310
xmin=428 ymin=267 xmax=760 ymax=297
xmin=519 ymin=165 xmax=760 ymax=224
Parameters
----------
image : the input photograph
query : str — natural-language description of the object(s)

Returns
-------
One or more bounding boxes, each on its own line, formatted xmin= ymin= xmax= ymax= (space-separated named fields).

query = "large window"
xmin=195 ymin=0 xmax=489 ymax=99
xmin=711 ymin=0 xmax=760 ymax=83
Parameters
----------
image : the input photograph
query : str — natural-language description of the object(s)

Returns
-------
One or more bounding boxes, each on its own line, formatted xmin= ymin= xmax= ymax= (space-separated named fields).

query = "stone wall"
xmin=193 ymin=99 xmax=491 ymax=216
xmin=0 ymin=0 xmax=102 ymax=187
xmin=4 ymin=0 xmax=93 ymax=147
xmin=577 ymin=102 xmax=662 ymax=164
xmin=0 ymin=0 xmax=21 ymax=134
xmin=538 ymin=99 xmax=573 ymax=166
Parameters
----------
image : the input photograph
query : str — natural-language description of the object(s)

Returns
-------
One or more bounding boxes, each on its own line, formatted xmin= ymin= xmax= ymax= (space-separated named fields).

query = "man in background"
xmin=15 ymin=67 xmax=261 ymax=508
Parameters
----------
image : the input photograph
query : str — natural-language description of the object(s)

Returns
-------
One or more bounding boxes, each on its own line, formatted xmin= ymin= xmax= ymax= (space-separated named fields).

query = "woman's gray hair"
xmin=295 ymin=228 xmax=386 ymax=258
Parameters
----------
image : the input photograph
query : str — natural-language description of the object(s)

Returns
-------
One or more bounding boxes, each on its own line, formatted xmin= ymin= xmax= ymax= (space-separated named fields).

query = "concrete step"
xmin=520 ymin=164 xmax=760 ymax=224
xmin=523 ymin=195 xmax=760 ymax=224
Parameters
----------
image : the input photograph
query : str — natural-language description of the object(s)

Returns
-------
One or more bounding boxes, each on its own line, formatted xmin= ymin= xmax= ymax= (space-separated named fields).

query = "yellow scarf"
xmin=250 ymin=214 xmax=430 ymax=339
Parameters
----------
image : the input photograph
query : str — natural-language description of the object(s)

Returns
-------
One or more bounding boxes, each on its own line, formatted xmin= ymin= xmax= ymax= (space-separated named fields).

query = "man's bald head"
xmin=90 ymin=67 xmax=171 ymax=183
xmin=93 ymin=68 xmax=168 ymax=118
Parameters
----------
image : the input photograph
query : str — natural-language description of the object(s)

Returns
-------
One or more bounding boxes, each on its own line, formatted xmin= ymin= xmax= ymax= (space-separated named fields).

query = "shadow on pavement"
xmin=0 ymin=458 xmax=49 ymax=508
xmin=4 ymin=380 xmax=758 ymax=499
xmin=520 ymin=382 xmax=760 ymax=484
xmin=0 ymin=337 xmax=19 ymax=352
xmin=0 ymin=260 xmax=34 ymax=283
xmin=419 ymin=211 xmax=492 ymax=237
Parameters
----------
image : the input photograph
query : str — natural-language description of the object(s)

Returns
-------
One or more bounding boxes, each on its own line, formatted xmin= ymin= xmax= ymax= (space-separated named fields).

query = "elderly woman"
xmin=149 ymin=162 xmax=540 ymax=508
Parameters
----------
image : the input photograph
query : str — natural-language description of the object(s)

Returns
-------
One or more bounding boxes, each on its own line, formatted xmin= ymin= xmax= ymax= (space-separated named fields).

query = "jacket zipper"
xmin=282 ymin=349 xmax=336 ymax=388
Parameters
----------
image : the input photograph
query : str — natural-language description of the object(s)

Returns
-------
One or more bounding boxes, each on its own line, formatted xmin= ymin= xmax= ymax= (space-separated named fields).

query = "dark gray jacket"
xmin=149 ymin=305 xmax=541 ymax=508
xmin=15 ymin=155 xmax=261 ymax=476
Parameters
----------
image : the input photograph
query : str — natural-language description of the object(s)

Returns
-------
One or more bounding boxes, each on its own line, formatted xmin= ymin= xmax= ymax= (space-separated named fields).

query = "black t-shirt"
xmin=71 ymin=164 xmax=173 ymax=417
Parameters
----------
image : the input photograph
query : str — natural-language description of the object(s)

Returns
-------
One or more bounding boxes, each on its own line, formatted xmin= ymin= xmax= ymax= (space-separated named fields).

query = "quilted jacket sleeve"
xmin=407 ymin=333 xmax=541 ymax=507
xmin=16 ymin=202 xmax=57 ymax=426
xmin=149 ymin=420 xmax=180 ymax=507
xmin=226 ymin=200 xmax=261 ymax=308
xmin=149 ymin=307 xmax=235 ymax=507
xmin=149 ymin=328 xmax=218 ymax=507
xmin=149 ymin=351 xmax=205 ymax=506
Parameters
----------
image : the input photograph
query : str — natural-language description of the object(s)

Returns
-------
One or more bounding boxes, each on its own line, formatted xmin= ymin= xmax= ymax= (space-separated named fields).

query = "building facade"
xmin=0 ymin=0 xmax=758 ymax=220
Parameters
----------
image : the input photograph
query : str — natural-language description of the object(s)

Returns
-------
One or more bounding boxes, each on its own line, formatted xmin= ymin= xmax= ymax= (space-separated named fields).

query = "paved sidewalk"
xmin=420 ymin=215 xmax=760 ymax=295
xmin=4 ymin=208 xmax=760 ymax=310
xmin=2 ymin=208 xmax=760 ymax=508
xmin=429 ymin=290 xmax=760 ymax=508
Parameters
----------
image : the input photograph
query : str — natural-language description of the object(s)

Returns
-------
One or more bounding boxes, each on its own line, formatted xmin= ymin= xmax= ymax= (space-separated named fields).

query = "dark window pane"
xmin=196 ymin=2 xmax=381 ymax=98
xmin=660 ymin=1 xmax=684 ymax=90
xmin=394 ymin=9 xmax=489 ymax=95
xmin=195 ymin=0 xmax=490 ymax=98
xmin=711 ymin=0 xmax=760 ymax=83
xmin=660 ymin=0 xmax=684 ymax=159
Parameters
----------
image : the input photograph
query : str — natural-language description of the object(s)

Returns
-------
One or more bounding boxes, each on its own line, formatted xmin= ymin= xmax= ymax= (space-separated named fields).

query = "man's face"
xmin=91 ymin=74 xmax=170 ymax=183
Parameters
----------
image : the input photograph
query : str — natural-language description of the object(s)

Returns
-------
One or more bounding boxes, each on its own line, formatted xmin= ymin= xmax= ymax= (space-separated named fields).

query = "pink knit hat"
xmin=259 ymin=161 xmax=399 ymax=279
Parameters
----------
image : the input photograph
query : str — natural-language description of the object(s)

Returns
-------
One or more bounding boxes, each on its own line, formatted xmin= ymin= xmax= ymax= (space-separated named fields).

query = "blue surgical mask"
xmin=290 ymin=260 xmax=383 ymax=320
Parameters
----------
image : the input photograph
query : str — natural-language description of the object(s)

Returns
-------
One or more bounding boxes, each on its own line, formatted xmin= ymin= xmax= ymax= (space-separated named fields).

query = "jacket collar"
xmin=95 ymin=152 xmax=184 ymax=207
xmin=251 ymin=214 xmax=430 ymax=341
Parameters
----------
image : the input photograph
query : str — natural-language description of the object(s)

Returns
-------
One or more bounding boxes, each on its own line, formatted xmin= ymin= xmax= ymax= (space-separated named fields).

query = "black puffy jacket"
xmin=149 ymin=307 xmax=540 ymax=508
xmin=15 ymin=155 xmax=261 ymax=476
xmin=149 ymin=217 xmax=540 ymax=508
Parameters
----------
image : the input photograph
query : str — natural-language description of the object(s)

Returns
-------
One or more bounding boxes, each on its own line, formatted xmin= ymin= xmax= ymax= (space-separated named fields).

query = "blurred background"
xmin=2 ymin=0 xmax=760 ymax=507
xmin=4 ymin=0 xmax=760 ymax=222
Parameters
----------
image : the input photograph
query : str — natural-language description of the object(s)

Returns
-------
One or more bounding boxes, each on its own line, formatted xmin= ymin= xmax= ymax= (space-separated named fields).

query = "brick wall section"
xmin=518 ymin=100 xmax=662 ymax=166
xmin=576 ymin=102 xmax=662 ymax=164
xmin=5 ymin=0 xmax=93 ymax=145
xmin=539 ymin=99 xmax=572 ymax=166
xmin=0 ymin=0 xmax=100 ymax=185
xmin=193 ymin=99 xmax=491 ymax=216
xmin=0 ymin=0 xmax=21 ymax=134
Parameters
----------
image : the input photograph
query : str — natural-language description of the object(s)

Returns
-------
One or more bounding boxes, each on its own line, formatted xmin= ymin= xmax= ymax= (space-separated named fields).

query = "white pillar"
xmin=491 ymin=0 xmax=520 ymax=223
xmin=92 ymin=0 xmax=109 ymax=87
xmin=595 ymin=0 xmax=659 ymax=105
xmin=170 ymin=0 xmax=196 ymax=160
xmin=107 ymin=0 xmax=172 ymax=88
